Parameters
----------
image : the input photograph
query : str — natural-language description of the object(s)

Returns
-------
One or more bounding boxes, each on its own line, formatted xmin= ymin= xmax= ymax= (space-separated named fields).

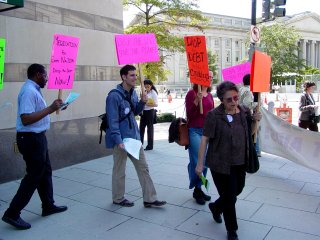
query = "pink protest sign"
xmin=48 ymin=34 xmax=80 ymax=89
xmin=115 ymin=33 xmax=160 ymax=65
xmin=222 ymin=62 xmax=251 ymax=84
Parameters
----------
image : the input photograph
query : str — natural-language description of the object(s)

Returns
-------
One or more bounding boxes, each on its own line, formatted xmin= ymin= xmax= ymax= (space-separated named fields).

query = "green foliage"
xmin=156 ymin=112 xmax=176 ymax=122
xmin=259 ymin=24 xmax=305 ymax=86
xmin=207 ymin=50 xmax=218 ymax=84
xmin=124 ymin=0 xmax=209 ymax=83
xmin=301 ymin=66 xmax=320 ymax=75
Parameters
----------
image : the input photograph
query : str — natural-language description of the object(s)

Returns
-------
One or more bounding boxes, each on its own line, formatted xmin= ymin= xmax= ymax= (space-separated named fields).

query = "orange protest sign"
xmin=250 ymin=50 xmax=271 ymax=92
xmin=184 ymin=36 xmax=210 ymax=87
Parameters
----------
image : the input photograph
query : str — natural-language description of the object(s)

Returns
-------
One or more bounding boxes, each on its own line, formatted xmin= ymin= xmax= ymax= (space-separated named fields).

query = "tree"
xmin=259 ymin=23 xmax=305 ymax=87
xmin=124 ymin=0 xmax=208 ymax=83
xmin=207 ymin=50 xmax=218 ymax=84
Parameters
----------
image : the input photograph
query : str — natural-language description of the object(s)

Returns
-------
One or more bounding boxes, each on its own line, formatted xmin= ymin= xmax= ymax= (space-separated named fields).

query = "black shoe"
xmin=144 ymin=147 xmax=153 ymax=151
xmin=227 ymin=231 xmax=239 ymax=240
xmin=208 ymin=202 xmax=222 ymax=223
xmin=193 ymin=189 xmax=205 ymax=205
xmin=42 ymin=205 xmax=68 ymax=217
xmin=143 ymin=200 xmax=166 ymax=208
xmin=200 ymin=189 xmax=211 ymax=201
xmin=2 ymin=215 xmax=31 ymax=230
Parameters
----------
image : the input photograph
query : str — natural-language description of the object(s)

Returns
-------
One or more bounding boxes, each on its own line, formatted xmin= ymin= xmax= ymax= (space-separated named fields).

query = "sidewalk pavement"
xmin=1 ymin=123 xmax=320 ymax=240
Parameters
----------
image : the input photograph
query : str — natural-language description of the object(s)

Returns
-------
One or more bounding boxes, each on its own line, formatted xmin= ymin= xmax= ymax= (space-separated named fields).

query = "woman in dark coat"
xmin=195 ymin=81 xmax=261 ymax=240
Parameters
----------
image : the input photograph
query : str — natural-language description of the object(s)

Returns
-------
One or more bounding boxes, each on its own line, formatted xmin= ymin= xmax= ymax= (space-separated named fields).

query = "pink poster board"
xmin=115 ymin=33 xmax=160 ymax=65
xmin=48 ymin=34 xmax=80 ymax=89
xmin=222 ymin=62 xmax=251 ymax=84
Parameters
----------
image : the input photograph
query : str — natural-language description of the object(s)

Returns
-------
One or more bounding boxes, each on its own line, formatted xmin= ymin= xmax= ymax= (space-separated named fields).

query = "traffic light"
xmin=273 ymin=0 xmax=286 ymax=17
xmin=261 ymin=0 xmax=286 ymax=22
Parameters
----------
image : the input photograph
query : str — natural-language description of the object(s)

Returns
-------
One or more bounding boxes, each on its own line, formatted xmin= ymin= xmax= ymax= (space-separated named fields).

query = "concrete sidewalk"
xmin=1 ymin=123 xmax=320 ymax=240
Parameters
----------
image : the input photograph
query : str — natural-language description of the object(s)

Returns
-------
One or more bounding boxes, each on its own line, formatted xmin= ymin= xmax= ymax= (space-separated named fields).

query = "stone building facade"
xmin=0 ymin=0 xmax=123 ymax=182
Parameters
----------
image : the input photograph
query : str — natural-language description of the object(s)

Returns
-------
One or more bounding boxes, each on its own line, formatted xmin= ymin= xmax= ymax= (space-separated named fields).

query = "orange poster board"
xmin=250 ymin=50 xmax=271 ymax=92
xmin=184 ymin=36 xmax=210 ymax=87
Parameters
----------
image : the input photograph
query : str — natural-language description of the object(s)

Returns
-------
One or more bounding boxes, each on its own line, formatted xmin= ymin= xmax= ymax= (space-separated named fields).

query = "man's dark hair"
xmin=303 ymin=81 xmax=316 ymax=91
xmin=243 ymin=74 xmax=251 ymax=86
xmin=120 ymin=65 xmax=136 ymax=80
xmin=216 ymin=81 xmax=238 ymax=101
xmin=27 ymin=64 xmax=45 ymax=79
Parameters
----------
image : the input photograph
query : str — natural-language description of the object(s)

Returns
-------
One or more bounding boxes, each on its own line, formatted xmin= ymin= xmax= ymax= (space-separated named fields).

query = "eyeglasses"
xmin=224 ymin=95 xmax=239 ymax=103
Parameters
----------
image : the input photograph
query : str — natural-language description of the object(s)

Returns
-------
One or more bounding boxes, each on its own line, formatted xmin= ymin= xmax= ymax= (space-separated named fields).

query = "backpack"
xmin=99 ymin=89 xmax=133 ymax=144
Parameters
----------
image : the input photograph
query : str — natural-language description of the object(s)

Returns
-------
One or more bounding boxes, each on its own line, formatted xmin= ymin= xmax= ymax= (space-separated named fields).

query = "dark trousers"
xmin=299 ymin=120 xmax=319 ymax=132
xmin=210 ymin=165 xmax=246 ymax=231
xmin=5 ymin=132 xmax=54 ymax=219
xmin=139 ymin=109 xmax=154 ymax=149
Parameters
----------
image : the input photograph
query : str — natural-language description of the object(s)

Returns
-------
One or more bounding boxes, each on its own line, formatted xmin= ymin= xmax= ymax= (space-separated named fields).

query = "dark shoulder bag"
xmin=245 ymin=114 xmax=259 ymax=174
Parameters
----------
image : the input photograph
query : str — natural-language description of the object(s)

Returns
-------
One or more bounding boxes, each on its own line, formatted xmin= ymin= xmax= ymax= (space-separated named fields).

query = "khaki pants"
xmin=112 ymin=145 xmax=157 ymax=203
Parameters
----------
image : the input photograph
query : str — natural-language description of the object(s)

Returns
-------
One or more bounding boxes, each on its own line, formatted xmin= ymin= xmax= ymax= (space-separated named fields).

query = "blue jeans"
xmin=188 ymin=128 xmax=207 ymax=189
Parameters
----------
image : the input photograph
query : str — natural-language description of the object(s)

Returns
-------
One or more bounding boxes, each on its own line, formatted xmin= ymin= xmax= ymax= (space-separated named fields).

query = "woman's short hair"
xmin=216 ymin=81 xmax=238 ymax=101
xmin=303 ymin=81 xmax=316 ymax=91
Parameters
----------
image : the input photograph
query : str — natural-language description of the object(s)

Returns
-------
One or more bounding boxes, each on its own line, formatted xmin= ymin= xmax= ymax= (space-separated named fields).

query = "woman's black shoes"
xmin=208 ymin=202 xmax=222 ymax=223
xmin=193 ymin=188 xmax=211 ymax=205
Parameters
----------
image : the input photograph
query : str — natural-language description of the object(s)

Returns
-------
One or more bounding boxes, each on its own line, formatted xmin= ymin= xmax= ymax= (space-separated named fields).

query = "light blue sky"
xmin=123 ymin=0 xmax=320 ymax=27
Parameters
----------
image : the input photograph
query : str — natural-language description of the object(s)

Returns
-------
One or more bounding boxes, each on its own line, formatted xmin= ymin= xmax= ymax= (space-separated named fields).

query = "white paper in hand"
xmin=123 ymin=138 xmax=142 ymax=160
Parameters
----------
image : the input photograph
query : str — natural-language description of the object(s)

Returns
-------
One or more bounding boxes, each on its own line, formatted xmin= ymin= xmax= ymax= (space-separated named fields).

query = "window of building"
xmin=225 ymin=39 xmax=231 ymax=48
xmin=214 ymin=39 xmax=219 ymax=47
xmin=235 ymin=51 xmax=240 ymax=62
xmin=226 ymin=50 xmax=231 ymax=63
xmin=224 ymin=19 xmax=232 ymax=25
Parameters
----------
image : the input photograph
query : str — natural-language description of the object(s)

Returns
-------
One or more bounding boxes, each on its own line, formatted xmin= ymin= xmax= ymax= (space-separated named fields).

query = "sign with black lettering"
xmin=184 ymin=36 xmax=210 ymax=87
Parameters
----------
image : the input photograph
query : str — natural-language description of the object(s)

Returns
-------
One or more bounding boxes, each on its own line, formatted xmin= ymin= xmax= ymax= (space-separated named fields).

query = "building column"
xmin=311 ymin=40 xmax=315 ymax=67
xmin=241 ymin=39 xmax=246 ymax=60
xmin=220 ymin=37 xmax=225 ymax=81
xmin=316 ymin=41 xmax=320 ymax=68
xmin=231 ymin=38 xmax=235 ymax=66
xmin=301 ymin=39 xmax=307 ymax=65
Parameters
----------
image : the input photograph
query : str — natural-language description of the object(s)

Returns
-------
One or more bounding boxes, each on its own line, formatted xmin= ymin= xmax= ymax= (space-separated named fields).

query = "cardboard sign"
xmin=115 ymin=33 xmax=160 ymax=65
xmin=0 ymin=38 xmax=5 ymax=90
xmin=275 ymin=107 xmax=292 ymax=123
xmin=48 ymin=34 xmax=80 ymax=89
xmin=184 ymin=36 xmax=210 ymax=87
xmin=250 ymin=50 xmax=271 ymax=92
xmin=222 ymin=62 xmax=251 ymax=84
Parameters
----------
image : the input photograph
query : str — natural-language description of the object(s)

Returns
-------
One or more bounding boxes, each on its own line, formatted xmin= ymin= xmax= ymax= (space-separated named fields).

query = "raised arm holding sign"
xmin=184 ymin=36 xmax=210 ymax=114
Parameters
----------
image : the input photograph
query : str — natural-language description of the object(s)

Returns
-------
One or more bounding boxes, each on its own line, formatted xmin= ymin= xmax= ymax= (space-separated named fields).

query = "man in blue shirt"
xmin=2 ymin=64 xmax=67 ymax=230
xmin=105 ymin=64 xmax=166 ymax=208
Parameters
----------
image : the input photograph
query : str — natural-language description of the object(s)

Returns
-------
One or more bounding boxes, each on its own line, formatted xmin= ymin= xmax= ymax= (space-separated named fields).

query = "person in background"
xmin=196 ymin=81 xmax=261 ymax=240
xmin=140 ymin=79 xmax=158 ymax=151
xmin=105 ymin=64 xmax=166 ymax=208
xmin=185 ymin=71 xmax=214 ymax=205
xmin=238 ymin=74 xmax=261 ymax=157
xmin=299 ymin=81 xmax=319 ymax=132
xmin=2 ymin=64 xmax=67 ymax=230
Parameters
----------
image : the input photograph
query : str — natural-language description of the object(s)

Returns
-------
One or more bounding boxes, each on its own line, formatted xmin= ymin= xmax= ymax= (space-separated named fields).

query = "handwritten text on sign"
xmin=48 ymin=34 xmax=79 ymax=89
xmin=0 ymin=39 xmax=5 ymax=90
xmin=115 ymin=33 xmax=160 ymax=65
xmin=184 ymin=36 xmax=210 ymax=87
xmin=222 ymin=62 xmax=251 ymax=84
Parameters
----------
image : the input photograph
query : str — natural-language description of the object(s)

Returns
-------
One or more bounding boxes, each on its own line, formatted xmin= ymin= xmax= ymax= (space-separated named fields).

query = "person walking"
xmin=238 ymin=74 xmax=261 ymax=156
xmin=185 ymin=71 xmax=214 ymax=205
xmin=139 ymin=79 xmax=158 ymax=151
xmin=105 ymin=64 xmax=166 ymax=208
xmin=196 ymin=81 xmax=261 ymax=240
xmin=2 ymin=64 xmax=67 ymax=230
xmin=299 ymin=81 xmax=319 ymax=132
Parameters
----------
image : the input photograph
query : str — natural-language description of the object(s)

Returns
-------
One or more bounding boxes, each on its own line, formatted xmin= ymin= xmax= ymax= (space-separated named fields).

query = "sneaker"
xmin=143 ymin=200 xmax=166 ymax=208
xmin=2 ymin=214 xmax=31 ymax=230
